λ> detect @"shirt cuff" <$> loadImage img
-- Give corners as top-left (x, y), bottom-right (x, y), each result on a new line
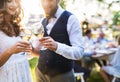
top-left (55, 42), bottom-right (65, 55)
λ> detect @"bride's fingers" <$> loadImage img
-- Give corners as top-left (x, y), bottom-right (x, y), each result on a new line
top-left (18, 47), bottom-right (31, 52)
top-left (17, 41), bottom-right (30, 48)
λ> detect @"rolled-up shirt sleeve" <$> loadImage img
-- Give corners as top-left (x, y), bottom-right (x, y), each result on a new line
top-left (55, 15), bottom-right (84, 60)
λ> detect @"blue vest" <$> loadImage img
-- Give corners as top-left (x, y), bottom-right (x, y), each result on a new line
top-left (37, 11), bottom-right (74, 77)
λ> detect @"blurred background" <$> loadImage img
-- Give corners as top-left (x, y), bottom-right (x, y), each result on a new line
top-left (20, 0), bottom-right (120, 82)
top-left (21, 0), bottom-right (120, 38)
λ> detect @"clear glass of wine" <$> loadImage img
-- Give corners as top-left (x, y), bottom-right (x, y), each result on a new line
top-left (33, 22), bottom-right (47, 50)
top-left (20, 28), bottom-right (32, 41)
top-left (19, 28), bottom-right (32, 55)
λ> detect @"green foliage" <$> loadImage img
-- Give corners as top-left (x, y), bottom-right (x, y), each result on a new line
top-left (29, 57), bottom-right (38, 82)
top-left (112, 11), bottom-right (120, 25)
top-left (29, 57), bottom-right (38, 69)
top-left (108, 1), bottom-right (120, 9)
top-left (86, 70), bottom-right (104, 82)
top-left (97, 0), bottom-right (104, 2)
top-left (59, 0), bottom-right (66, 9)
top-left (29, 57), bottom-right (106, 82)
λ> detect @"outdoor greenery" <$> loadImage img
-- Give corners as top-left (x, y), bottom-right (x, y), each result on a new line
top-left (113, 11), bottom-right (120, 25)
top-left (29, 58), bottom-right (104, 82)
top-left (59, 0), bottom-right (67, 9)
top-left (59, 0), bottom-right (120, 9)
top-left (60, 0), bottom-right (120, 26)
top-left (29, 57), bottom-right (38, 82)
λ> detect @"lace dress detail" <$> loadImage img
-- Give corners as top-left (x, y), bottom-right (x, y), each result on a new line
top-left (0, 31), bottom-right (32, 82)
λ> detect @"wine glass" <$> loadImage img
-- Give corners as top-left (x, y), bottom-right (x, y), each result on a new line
top-left (20, 28), bottom-right (32, 55)
top-left (20, 28), bottom-right (32, 41)
top-left (33, 22), bottom-right (46, 50)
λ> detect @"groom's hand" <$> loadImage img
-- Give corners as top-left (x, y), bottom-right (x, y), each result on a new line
top-left (39, 36), bottom-right (58, 51)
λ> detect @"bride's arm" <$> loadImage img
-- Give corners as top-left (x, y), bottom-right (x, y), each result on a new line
top-left (0, 41), bottom-right (31, 67)
top-left (0, 48), bottom-right (13, 67)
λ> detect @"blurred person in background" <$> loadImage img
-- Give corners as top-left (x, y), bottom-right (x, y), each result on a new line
top-left (83, 29), bottom-right (109, 68)
top-left (82, 29), bottom-right (96, 68)
top-left (101, 20), bottom-right (109, 30)
top-left (100, 35), bottom-right (120, 82)
top-left (96, 31), bottom-right (109, 45)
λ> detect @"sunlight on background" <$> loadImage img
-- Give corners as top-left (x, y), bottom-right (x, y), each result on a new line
top-left (21, 0), bottom-right (44, 26)
top-left (21, 0), bottom-right (43, 15)
top-left (20, 0), bottom-right (120, 28)
top-left (66, 0), bottom-right (120, 26)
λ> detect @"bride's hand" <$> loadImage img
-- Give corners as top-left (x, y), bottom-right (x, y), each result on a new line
top-left (8, 41), bottom-right (32, 54)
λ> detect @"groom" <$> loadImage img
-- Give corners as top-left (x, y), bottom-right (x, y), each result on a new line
top-left (32, 0), bottom-right (84, 82)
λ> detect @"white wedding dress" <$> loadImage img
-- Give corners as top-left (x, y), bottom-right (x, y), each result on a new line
top-left (0, 31), bottom-right (32, 82)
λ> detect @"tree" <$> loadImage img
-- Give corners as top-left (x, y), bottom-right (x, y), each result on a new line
top-left (113, 11), bottom-right (120, 25)
top-left (59, 0), bottom-right (67, 9)
top-left (97, 0), bottom-right (120, 9)
top-left (59, 0), bottom-right (75, 9)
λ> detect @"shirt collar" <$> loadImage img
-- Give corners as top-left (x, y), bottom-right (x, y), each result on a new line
top-left (55, 6), bottom-right (65, 19)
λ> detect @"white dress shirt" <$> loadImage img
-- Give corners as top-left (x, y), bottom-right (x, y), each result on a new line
top-left (45, 6), bottom-right (84, 60)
